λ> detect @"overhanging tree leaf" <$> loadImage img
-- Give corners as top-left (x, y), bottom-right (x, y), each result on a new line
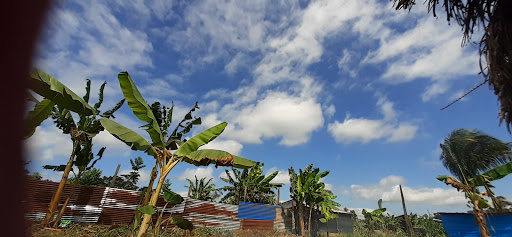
top-left (174, 122), bottom-right (227, 157)
top-left (99, 117), bottom-right (157, 157)
top-left (28, 68), bottom-right (96, 116)
top-left (24, 99), bottom-right (55, 138)
top-left (118, 72), bottom-right (164, 147)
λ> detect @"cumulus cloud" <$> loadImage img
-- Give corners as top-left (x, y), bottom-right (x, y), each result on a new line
top-left (119, 169), bottom-right (152, 187)
top-left (36, 1), bottom-right (153, 96)
top-left (200, 139), bottom-right (243, 156)
top-left (24, 125), bottom-right (72, 161)
top-left (202, 92), bottom-right (323, 146)
top-left (350, 175), bottom-right (466, 206)
top-left (265, 167), bottom-right (290, 185)
top-left (176, 167), bottom-right (215, 182)
top-left (328, 96), bottom-right (418, 144)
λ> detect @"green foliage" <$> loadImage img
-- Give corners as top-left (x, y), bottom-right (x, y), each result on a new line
top-left (138, 205), bottom-right (156, 215)
top-left (186, 176), bottom-right (220, 201)
top-left (41, 75), bottom-right (124, 178)
top-left (220, 162), bottom-right (280, 205)
top-left (27, 172), bottom-right (43, 180)
top-left (118, 72), bottom-right (164, 147)
top-left (439, 128), bottom-right (512, 181)
top-left (24, 99), bottom-right (55, 138)
top-left (70, 157), bottom-right (146, 190)
top-left (27, 68), bottom-right (96, 116)
top-left (169, 217), bottom-right (193, 231)
top-left (163, 186), bottom-right (184, 204)
top-left (289, 164), bottom-right (340, 232)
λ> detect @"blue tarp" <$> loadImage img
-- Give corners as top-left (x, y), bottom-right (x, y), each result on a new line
top-left (439, 212), bottom-right (512, 237)
top-left (238, 202), bottom-right (279, 220)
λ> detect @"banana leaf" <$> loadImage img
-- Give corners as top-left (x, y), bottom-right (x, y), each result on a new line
top-left (163, 187), bottom-right (184, 204)
top-left (24, 99), bottom-right (55, 139)
top-left (138, 205), bottom-right (156, 215)
top-left (174, 122), bottom-right (227, 156)
top-left (28, 68), bottom-right (96, 116)
top-left (169, 217), bottom-right (193, 230)
top-left (99, 118), bottom-right (157, 157)
top-left (182, 149), bottom-right (256, 169)
top-left (470, 162), bottom-right (512, 186)
top-left (117, 72), bottom-right (164, 147)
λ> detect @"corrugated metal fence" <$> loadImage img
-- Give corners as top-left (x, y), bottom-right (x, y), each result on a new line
top-left (25, 180), bottom-right (352, 233)
top-left (25, 180), bottom-right (242, 229)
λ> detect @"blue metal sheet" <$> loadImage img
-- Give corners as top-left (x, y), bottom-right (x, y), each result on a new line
top-left (238, 202), bottom-right (278, 220)
top-left (439, 212), bottom-right (512, 237)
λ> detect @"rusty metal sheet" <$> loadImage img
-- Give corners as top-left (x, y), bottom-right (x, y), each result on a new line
top-left (241, 219), bottom-right (274, 230)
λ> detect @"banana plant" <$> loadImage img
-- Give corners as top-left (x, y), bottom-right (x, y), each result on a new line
top-left (437, 162), bottom-right (512, 237)
top-left (362, 199), bottom-right (386, 236)
top-left (99, 72), bottom-right (256, 237)
top-left (186, 176), bottom-right (219, 201)
top-left (25, 68), bottom-right (125, 227)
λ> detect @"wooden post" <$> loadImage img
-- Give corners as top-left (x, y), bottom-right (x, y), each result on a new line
top-left (400, 184), bottom-right (414, 237)
top-left (109, 164), bottom-right (121, 188)
top-left (277, 187), bottom-right (281, 204)
top-left (187, 185), bottom-right (192, 198)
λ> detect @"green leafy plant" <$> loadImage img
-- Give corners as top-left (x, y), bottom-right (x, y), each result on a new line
top-left (361, 199), bottom-right (386, 236)
top-left (99, 72), bottom-right (256, 237)
top-left (220, 162), bottom-right (281, 205)
top-left (25, 68), bottom-right (125, 228)
top-left (289, 164), bottom-right (339, 236)
top-left (186, 175), bottom-right (219, 201)
top-left (438, 128), bottom-right (512, 236)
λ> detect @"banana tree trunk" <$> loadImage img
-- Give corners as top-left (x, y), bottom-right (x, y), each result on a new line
top-left (52, 183), bottom-right (77, 228)
top-left (141, 162), bottom-right (158, 207)
top-left (472, 200), bottom-right (491, 237)
top-left (42, 140), bottom-right (78, 227)
top-left (308, 205), bottom-right (313, 237)
top-left (137, 160), bottom-right (179, 237)
top-left (298, 203), bottom-right (305, 236)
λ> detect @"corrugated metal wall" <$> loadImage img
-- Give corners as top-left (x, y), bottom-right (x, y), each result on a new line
top-left (25, 180), bottom-right (241, 230)
top-left (439, 212), bottom-right (512, 236)
top-left (25, 180), bottom-right (353, 233)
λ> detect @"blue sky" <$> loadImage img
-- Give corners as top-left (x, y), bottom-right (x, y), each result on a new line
top-left (25, 0), bottom-right (512, 217)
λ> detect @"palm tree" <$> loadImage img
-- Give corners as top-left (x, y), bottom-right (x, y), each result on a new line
top-left (438, 128), bottom-right (512, 237)
top-left (440, 129), bottom-right (512, 182)
top-left (185, 176), bottom-right (219, 201)
top-left (219, 163), bottom-right (280, 205)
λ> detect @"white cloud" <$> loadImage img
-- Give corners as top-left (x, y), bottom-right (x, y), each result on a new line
top-left (324, 104), bottom-right (336, 118)
top-left (24, 125), bottom-right (72, 161)
top-left (338, 49), bottom-right (357, 77)
top-left (200, 139), bottom-right (243, 156)
top-left (94, 130), bottom-right (132, 151)
top-left (265, 167), bottom-right (290, 185)
top-left (350, 175), bottom-right (466, 206)
top-left (36, 1), bottom-right (153, 96)
top-left (176, 167), bottom-right (215, 182)
top-left (215, 92), bottom-right (324, 146)
top-left (119, 169), bottom-right (152, 187)
top-left (362, 12), bottom-right (478, 100)
top-left (328, 96), bottom-right (418, 144)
